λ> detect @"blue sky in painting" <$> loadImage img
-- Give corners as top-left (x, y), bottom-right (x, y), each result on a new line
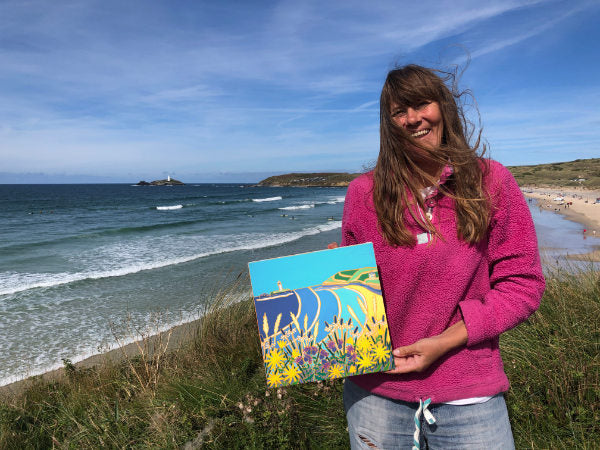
top-left (1, 1), bottom-right (599, 183)
top-left (248, 243), bottom-right (376, 297)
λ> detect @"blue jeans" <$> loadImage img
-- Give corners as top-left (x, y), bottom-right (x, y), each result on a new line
top-left (344, 380), bottom-right (515, 449)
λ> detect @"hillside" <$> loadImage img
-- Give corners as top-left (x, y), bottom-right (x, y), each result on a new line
top-left (257, 172), bottom-right (361, 187)
top-left (257, 159), bottom-right (600, 189)
top-left (508, 158), bottom-right (600, 188)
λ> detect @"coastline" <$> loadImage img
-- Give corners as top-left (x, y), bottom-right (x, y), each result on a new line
top-left (0, 318), bottom-right (202, 400)
top-left (4, 186), bottom-right (600, 400)
top-left (522, 186), bottom-right (600, 262)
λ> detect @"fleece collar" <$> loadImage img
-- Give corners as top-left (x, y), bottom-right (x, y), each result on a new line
top-left (421, 164), bottom-right (454, 201)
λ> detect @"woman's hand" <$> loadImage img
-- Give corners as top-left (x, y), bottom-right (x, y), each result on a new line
top-left (386, 321), bottom-right (468, 374)
top-left (327, 242), bottom-right (339, 249)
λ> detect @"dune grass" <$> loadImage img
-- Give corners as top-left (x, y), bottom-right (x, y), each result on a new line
top-left (0, 267), bottom-right (598, 448)
top-left (501, 265), bottom-right (600, 448)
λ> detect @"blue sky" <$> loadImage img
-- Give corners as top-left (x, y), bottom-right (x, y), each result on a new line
top-left (249, 243), bottom-right (376, 297)
top-left (1, 0), bottom-right (598, 183)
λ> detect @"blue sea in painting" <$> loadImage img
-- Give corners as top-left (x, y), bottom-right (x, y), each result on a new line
top-left (0, 184), bottom-right (598, 386)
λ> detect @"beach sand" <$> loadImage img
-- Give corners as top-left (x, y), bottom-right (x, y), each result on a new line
top-left (522, 186), bottom-right (600, 261)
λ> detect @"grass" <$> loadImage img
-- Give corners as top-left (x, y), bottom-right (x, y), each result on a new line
top-left (501, 265), bottom-right (600, 448)
top-left (507, 158), bottom-right (600, 189)
top-left (255, 158), bottom-right (600, 189)
top-left (1, 267), bottom-right (599, 448)
top-left (256, 172), bottom-right (360, 187)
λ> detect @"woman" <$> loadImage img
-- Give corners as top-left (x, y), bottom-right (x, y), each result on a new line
top-left (338, 65), bottom-right (545, 449)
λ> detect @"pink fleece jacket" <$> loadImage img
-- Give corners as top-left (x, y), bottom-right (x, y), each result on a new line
top-left (342, 159), bottom-right (545, 403)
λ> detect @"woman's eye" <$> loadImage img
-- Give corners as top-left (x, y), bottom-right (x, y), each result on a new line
top-left (391, 109), bottom-right (405, 117)
top-left (416, 101), bottom-right (430, 109)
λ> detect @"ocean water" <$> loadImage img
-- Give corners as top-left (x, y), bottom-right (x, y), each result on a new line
top-left (527, 197), bottom-right (600, 266)
top-left (0, 185), bottom-right (598, 386)
top-left (0, 183), bottom-right (346, 386)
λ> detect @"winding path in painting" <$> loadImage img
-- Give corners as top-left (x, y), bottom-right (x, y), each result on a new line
top-left (254, 267), bottom-right (383, 345)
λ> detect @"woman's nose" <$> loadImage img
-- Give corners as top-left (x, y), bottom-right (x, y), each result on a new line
top-left (404, 107), bottom-right (420, 126)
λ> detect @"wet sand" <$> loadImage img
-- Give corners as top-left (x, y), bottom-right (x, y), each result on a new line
top-left (522, 186), bottom-right (600, 261)
top-left (522, 186), bottom-right (600, 231)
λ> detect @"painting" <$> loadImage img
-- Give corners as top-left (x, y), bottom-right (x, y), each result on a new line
top-left (248, 242), bottom-right (394, 387)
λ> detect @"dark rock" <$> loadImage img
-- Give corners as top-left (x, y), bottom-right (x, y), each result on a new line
top-left (135, 178), bottom-right (185, 186)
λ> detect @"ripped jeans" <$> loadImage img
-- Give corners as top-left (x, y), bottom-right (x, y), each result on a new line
top-left (343, 379), bottom-right (515, 449)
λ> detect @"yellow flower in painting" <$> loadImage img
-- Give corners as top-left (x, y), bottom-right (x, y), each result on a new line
top-left (278, 340), bottom-right (287, 348)
top-left (291, 348), bottom-right (301, 359)
top-left (328, 364), bottom-right (344, 379)
top-left (267, 371), bottom-right (282, 387)
top-left (348, 365), bottom-right (357, 374)
top-left (265, 348), bottom-right (285, 371)
top-left (283, 365), bottom-right (302, 384)
top-left (357, 352), bottom-right (374, 371)
top-left (376, 324), bottom-right (388, 340)
top-left (373, 342), bottom-right (389, 363)
top-left (356, 335), bottom-right (373, 353)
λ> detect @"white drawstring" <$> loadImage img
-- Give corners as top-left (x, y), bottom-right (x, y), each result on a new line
top-left (413, 398), bottom-right (436, 450)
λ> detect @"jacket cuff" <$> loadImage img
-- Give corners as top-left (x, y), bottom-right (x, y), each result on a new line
top-left (458, 298), bottom-right (488, 346)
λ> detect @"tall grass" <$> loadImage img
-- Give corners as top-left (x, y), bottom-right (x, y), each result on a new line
top-left (502, 265), bottom-right (600, 448)
top-left (0, 267), bottom-right (598, 448)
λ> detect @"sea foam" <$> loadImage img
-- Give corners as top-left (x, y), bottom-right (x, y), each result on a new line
top-left (252, 196), bottom-right (282, 202)
top-left (278, 204), bottom-right (315, 210)
top-left (0, 221), bottom-right (342, 297)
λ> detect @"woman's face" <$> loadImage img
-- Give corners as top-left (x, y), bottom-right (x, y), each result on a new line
top-left (390, 100), bottom-right (444, 150)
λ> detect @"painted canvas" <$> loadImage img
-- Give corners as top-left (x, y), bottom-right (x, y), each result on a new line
top-left (248, 242), bottom-right (394, 387)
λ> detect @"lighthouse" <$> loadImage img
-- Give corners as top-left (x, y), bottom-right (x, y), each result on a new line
top-left (167, 175), bottom-right (171, 182)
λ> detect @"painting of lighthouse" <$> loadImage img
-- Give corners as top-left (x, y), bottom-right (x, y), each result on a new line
top-left (248, 242), bottom-right (394, 387)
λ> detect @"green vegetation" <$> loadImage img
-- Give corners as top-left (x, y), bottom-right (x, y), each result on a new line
top-left (1, 268), bottom-right (599, 448)
top-left (257, 172), bottom-right (360, 187)
top-left (259, 158), bottom-right (600, 188)
top-left (323, 267), bottom-right (380, 287)
top-left (508, 158), bottom-right (600, 188)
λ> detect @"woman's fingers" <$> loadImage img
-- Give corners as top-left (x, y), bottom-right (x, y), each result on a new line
top-left (327, 242), bottom-right (339, 249)
top-left (385, 338), bottom-right (445, 374)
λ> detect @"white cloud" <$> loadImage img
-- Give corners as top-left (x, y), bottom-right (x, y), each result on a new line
top-left (0, 0), bottom-right (599, 177)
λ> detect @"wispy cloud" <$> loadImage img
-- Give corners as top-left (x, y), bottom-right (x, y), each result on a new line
top-left (0, 0), bottom-right (599, 180)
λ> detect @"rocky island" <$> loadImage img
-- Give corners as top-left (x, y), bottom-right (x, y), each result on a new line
top-left (257, 172), bottom-right (360, 187)
top-left (136, 176), bottom-right (185, 186)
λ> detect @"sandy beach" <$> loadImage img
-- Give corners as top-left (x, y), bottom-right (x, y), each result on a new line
top-left (522, 186), bottom-right (600, 261)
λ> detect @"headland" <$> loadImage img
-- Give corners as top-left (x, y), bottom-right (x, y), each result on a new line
top-left (257, 172), bottom-right (360, 187)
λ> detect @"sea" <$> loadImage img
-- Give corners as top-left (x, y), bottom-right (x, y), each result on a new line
top-left (0, 183), bottom-right (598, 387)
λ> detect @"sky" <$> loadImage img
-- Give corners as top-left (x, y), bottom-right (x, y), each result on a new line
top-left (0, 0), bottom-right (599, 183)
top-left (249, 242), bottom-right (375, 297)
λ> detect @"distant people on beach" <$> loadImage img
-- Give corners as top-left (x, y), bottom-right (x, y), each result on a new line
top-left (330, 64), bottom-right (544, 448)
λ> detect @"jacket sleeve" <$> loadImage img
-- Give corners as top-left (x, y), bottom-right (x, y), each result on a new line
top-left (341, 180), bottom-right (360, 247)
top-left (459, 162), bottom-right (545, 346)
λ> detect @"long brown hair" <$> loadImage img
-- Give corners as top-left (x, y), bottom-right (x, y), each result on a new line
top-left (374, 64), bottom-right (489, 247)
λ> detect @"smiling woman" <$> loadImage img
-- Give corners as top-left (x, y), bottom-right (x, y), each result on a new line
top-left (340, 65), bottom-right (545, 449)
top-left (390, 100), bottom-right (443, 151)
top-left (376, 65), bottom-right (489, 247)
